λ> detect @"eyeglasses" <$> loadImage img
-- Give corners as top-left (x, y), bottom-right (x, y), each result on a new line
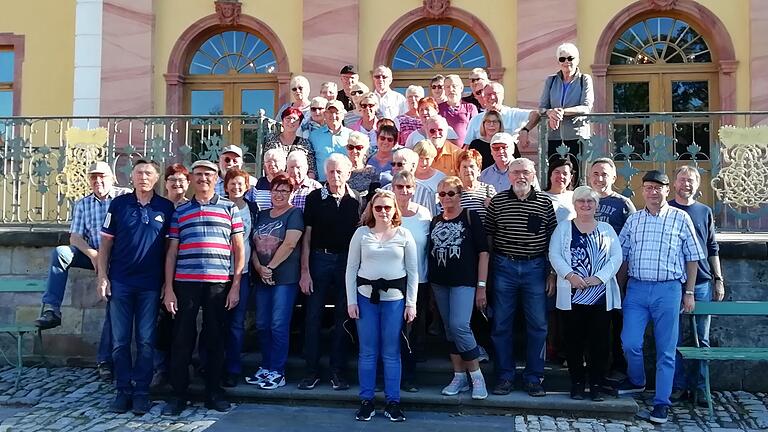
top-left (431, 85), bottom-right (443, 90)
top-left (394, 184), bottom-right (414, 190)
top-left (483, 119), bottom-right (500, 125)
top-left (271, 188), bottom-right (292, 195)
top-left (373, 74), bottom-right (388, 79)
top-left (429, 128), bottom-right (444, 135)
top-left (558, 56), bottom-right (576, 63)
top-left (390, 161), bottom-right (406, 167)
top-left (347, 144), bottom-right (365, 151)
top-left (166, 176), bottom-right (187, 183)
top-left (351, 90), bottom-right (364, 95)
top-left (511, 169), bottom-right (533, 176)
top-left (291, 86), bottom-right (304, 91)
top-left (284, 116), bottom-right (300, 123)
top-left (378, 135), bottom-right (395, 143)
top-left (642, 185), bottom-right (666, 193)
top-left (223, 157), bottom-right (240, 164)
top-left (310, 107), bottom-right (325, 112)
top-left (470, 78), bottom-right (484, 83)
top-left (437, 191), bottom-right (459, 197)
top-left (491, 145), bottom-right (509, 151)
top-left (374, 205), bottom-right (392, 212)
top-left (360, 103), bottom-right (376, 108)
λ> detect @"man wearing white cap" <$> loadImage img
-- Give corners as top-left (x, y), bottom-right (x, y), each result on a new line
top-left (215, 145), bottom-right (258, 201)
top-left (35, 161), bottom-right (130, 381)
top-left (309, 100), bottom-right (352, 182)
top-left (479, 132), bottom-right (541, 193)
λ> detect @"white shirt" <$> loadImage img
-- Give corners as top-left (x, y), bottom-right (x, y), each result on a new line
top-left (464, 105), bottom-right (532, 145)
top-left (405, 126), bottom-right (459, 148)
top-left (376, 90), bottom-right (408, 120)
top-left (401, 205), bottom-right (432, 283)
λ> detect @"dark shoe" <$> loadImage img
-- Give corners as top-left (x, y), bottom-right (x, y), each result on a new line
top-left (109, 392), bottom-right (132, 413)
top-left (355, 399), bottom-right (375, 421)
top-left (615, 379), bottom-right (645, 395)
top-left (526, 382), bottom-right (546, 397)
top-left (590, 385), bottom-right (605, 402)
top-left (150, 371), bottom-right (168, 391)
top-left (132, 394), bottom-right (151, 415)
top-left (161, 397), bottom-right (186, 416)
top-left (204, 395), bottom-right (230, 412)
top-left (297, 375), bottom-right (320, 390)
top-left (384, 401), bottom-right (406, 422)
top-left (34, 310), bottom-right (61, 330)
top-left (694, 388), bottom-right (710, 408)
top-left (97, 362), bottom-right (113, 383)
top-left (649, 404), bottom-right (669, 424)
top-left (222, 373), bottom-right (238, 388)
top-left (670, 388), bottom-right (689, 402)
top-left (401, 380), bottom-right (419, 393)
top-left (492, 379), bottom-right (514, 395)
top-left (570, 383), bottom-right (585, 400)
top-left (330, 372), bottom-right (350, 391)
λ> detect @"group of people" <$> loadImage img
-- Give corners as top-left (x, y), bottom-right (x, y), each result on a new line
top-left (31, 42), bottom-right (725, 425)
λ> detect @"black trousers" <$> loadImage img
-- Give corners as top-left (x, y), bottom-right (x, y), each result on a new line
top-left (170, 281), bottom-right (230, 398)
top-left (560, 304), bottom-right (611, 387)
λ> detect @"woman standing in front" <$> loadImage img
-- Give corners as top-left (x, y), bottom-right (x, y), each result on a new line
top-left (429, 176), bottom-right (489, 400)
top-left (346, 190), bottom-right (418, 422)
top-left (548, 186), bottom-right (622, 401)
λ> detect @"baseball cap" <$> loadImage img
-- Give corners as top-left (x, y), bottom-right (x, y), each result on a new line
top-left (642, 170), bottom-right (670, 185)
top-left (490, 132), bottom-right (516, 146)
top-left (220, 145), bottom-right (243, 158)
top-left (326, 100), bottom-right (347, 113)
top-left (191, 160), bottom-right (218, 172)
top-left (88, 161), bottom-right (113, 176)
top-left (340, 64), bottom-right (358, 75)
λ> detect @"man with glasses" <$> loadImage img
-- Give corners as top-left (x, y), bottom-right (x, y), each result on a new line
top-left (439, 74), bottom-right (479, 146)
top-left (425, 115), bottom-right (463, 177)
top-left (309, 100), bottom-right (352, 182)
top-left (287, 150), bottom-right (322, 210)
top-left (479, 132), bottom-right (517, 193)
top-left (98, 159), bottom-right (174, 414)
top-left (485, 157), bottom-right (557, 397)
top-left (215, 145), bottom-right (257, 200)
top-left (616, 170), bottom-right (704, 425)
top-left (300, 96), bottom-right (328, 138)
top-left (162, 159), bottom-right (245, 415)
top-left (35, 161), bottom-right (130, 382)
top-left (430, 74), bottom-right (447, 104)
top-left (336, 65), bottom-right (358, 112)
top-left (404, 97), bottom-right (460, 148)
top-left (463, 82), bottom-right (531, 146)
top-left (372, 65), bottom-right (407, 119)
top-left (462, 68), bottom-right (488, 111)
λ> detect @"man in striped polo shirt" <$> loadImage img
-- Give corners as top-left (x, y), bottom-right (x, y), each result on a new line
top-left (485, 157), bottom-right (558, 397)
top-left (161, 159), bottom-right (245, 416)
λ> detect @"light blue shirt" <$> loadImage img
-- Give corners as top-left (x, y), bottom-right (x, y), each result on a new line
top-left (309, 125), bottom-right (352, 181)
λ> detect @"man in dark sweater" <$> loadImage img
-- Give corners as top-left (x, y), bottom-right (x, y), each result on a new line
top-left (668, 165), bottom-right (725, 405)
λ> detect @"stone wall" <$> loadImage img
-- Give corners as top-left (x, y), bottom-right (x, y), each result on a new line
top-left (0, 229), bottom-right (766, 390)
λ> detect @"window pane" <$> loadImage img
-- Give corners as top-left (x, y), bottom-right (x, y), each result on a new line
top-left (0, 51), bottom-right (13, 82)
top-left (392, 24), bottom-right (487, 70)
top-left (674, 121), bottom-right (710, 158)
top-left (613, 82), bottom-right (649, 112)
top-left (0, 91), bottom-right (12, 116)
top-left (189, 31), bottom-right (277, 75)
top-left (610, 17), bottom-right (711, 65)
top-left (191, 90), bottom-right (224, 116)
top-left (671, 81), bottom-right (708, 112)
top-left (241, 89), bottom-right (275, 118)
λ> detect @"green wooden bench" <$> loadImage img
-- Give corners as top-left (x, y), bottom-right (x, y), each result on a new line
top-left (677, 301), bottom-right (768, 418)
top-left (0, 279), bottom-right (49, 390)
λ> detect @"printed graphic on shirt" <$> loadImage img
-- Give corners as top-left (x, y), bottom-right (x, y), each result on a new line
top-left (254, 219), bottom-right (284, 264)
top-left (430, 220), bottom-right (465, 266)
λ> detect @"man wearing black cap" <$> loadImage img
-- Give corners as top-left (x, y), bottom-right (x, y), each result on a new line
top-left (336, 65), bottom-right (359, 112)
top-left (615, 170), bottom-right (705, 425)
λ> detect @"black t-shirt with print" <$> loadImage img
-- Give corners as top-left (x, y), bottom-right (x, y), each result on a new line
top-left (428, 208), bottom-right (488, 287)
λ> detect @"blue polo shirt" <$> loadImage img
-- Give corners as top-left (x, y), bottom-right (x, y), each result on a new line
top-left (309, 125), bottom-right (351, 181)
top-left (101, 192), bottom-right (175, 290)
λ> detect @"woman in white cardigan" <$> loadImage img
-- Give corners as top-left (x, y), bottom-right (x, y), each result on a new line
top-left (548, 185), bottom-right (622, 402)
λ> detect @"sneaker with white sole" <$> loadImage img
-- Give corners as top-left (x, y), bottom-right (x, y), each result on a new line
top-left (259, 371), bottom-right (286, 390)
top-left (471, 374), bottom-right (488, 400)
top-left (441, 374), bottom-right (470, 396)
top-left (244, 367), bottom-right (270, 385)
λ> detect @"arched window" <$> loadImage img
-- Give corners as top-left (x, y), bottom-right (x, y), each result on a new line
top-left (610, 17), bottom-right (711, 65)
top-left (189, 30), bottom-right (277, 75)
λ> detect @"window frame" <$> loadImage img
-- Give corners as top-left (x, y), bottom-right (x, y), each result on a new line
top-left (0, 33), bottom-right (25, 117)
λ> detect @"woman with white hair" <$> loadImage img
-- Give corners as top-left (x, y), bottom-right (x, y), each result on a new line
top-left (253, 148), bottom-right (288, 210)
top-left (548, 185), bottom-right (622, 402)
top-left (344, 82), bottom-right (370, 127)
top-left (277, 75), bottom-right (312, 120)
top-left (396, 85), bottom-right (425, 146)
top-left (346, 131), bottom-right (378, 197)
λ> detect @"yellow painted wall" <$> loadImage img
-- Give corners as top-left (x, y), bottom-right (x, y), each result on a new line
top-left (152, 0), bottom-right (304, 114)
top-left (0, 0), bottom-right (75, 116)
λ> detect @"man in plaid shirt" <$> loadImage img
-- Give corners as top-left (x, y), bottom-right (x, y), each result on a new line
top-left (287, 150), bottom-right (321, 210)
top-left (35, 161), bottom-right (130, 381)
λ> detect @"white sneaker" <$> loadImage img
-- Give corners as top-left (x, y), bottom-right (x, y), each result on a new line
top-left (471, 374), bottom-right (488, 400)
top-left (245, 367), bottom-right (270, 385)
top-left (441, 374), bottom-right (470, 396)
top-left (259, 371), bottom-right (286, 390)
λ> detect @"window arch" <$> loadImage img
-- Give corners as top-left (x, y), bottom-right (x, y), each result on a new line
top-left (392, 24), bottom-right (487, 70)
top-left (189, 30), bottom-right (277, 75)
top-left (610, 17), bottom-right (711, 65)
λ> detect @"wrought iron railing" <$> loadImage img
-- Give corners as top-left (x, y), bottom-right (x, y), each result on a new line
top-left (535, 111), bottom-right (768, 232)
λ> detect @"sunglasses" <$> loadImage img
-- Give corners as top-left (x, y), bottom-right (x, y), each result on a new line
top-left (310, 107), bottom-right (325, 112)
top-left (429, 128), bottom-right (444, 135)
top-left (437, 191), bottom-right (459, 197)
top-left (360, 103), bottom-right (376, 108)
top-left (374, 205), bottom-right (392, 212)
top-left (431, 85), bottom-right (443, 90)
top-left (351, 90), bottom-right (364, 95)
top-left (491, 145), bottom-right (509, 151)
top-left (474, 90), bottom-right (483, 96)
top-left (223, 156), bottom-right (239, 163)
top-left (558, 56), bottom-right (575, 63)
top-left (470, 78), bottom-right (483, 83)
top-left (347, 144), bottom-right (365, 151)
top-left (378, 135), bottom-right (395, 142)
top-left (394, 184), bottom-right (414, 190)
top-left (373, 74), bottom-right (388, 79)
top-left (291, 86), bottom-right (304, 91)
top-left (390, 161), bottom-right (406, 167)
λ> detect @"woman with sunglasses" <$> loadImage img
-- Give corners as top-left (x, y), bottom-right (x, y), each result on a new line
top-left (346, 189), bottom-right (418, 422)
top-left (344, 82), bottom-right (370, 128)
top-left (518, 43), bottom-right (594, 182)
top-left (412, 139), bottom-right (446, 193)
top-left (263, 107), bottom-right (317, 178)
top-left (346, 131), bottom-right (378, 198)
top-left (367, 124), bottom-right (399, 181)
top-left (276, 75), bottom-right (312, 120)
top-left (395, 85), bottom-right (424, 147)
top-left (456, 149), bottom-right (496, 223)
top-left (351, 92), bottom-right (381, 151)
top-left (428, 176), bottom-right (489, 400)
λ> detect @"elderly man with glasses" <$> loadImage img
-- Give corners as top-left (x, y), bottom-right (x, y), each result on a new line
top-left (462, 68), bottom-right (488, 111)
top-left (425, 115), bottom-right (463, 177)
top-left (372, 65), bottom-right (407, 119)
top-left (463, 82), bottom-right (531, 147)
top-left (215, 145), bottom-right (258, 200)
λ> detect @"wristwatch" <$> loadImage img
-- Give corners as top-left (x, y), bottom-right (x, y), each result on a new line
top-left (713, 276), bottom-right (723, 281)
top-left (521, 126), bottom-right (530, 133)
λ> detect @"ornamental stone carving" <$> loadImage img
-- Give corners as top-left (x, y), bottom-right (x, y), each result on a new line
top-left (215, 0), bottom-right (241, 26)
top-left (711, 126), bottom-right (768, 209)
top-left (423, 0), bottom-right (450, 19)
top-left (57, 127), bottom-right (109, 201)
top-left (646, 0), bottom-right (679, 11)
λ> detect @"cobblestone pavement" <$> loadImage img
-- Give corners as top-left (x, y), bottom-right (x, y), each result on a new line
top-left (1, 366), bottom-right (767, 431)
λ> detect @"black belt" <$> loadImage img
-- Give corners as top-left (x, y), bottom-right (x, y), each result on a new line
top-left (496, 251), bottom-right (546, 261)
top-left (313, 248), bottom-right (342, 254)
top-left (356, 276), bottom-right (407, 304)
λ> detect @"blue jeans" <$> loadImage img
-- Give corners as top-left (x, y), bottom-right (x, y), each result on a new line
top-left (356, 294), bottom-right (404, 402)
top-left (673, 281), bottom-right (711, 391)
top-left (225, 272), bottom-right (252, 375)
top-left (255, 281), bottom-right (299, 374)
top-left (42, 245), bottom-right (113, 364)
top-left (109, 282), bottom-right (159, 395)
top-left (303, 250), bottom-right (349, 375)
top-left (491, 255), bottom-right (548, 384)
top-left (432, 284), bottom-right (479, 360)
top-left (621, 278), bottom-right (681, 407)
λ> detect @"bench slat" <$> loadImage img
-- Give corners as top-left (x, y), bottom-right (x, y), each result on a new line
top-left (0, 279), bottom-right (46, 293)
top-left (677, 347), bottom-right (768, 361)
top-left (0, 324), bottom-right (38, 333)
top-left (684, 301), bottom-right (768, 316)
